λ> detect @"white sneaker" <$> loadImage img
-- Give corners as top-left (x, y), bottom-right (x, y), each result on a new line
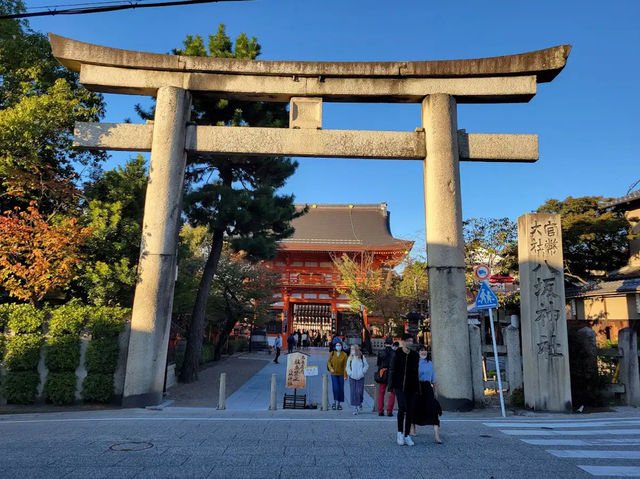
top-left (353, 408), bottom-right (358, 415)
top-left (396, 432), bottom-right (405, 446)
top-left (404, 436), bottom-right (415, 446)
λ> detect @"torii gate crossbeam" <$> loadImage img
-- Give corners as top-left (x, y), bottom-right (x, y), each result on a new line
top-left (48, 34), bottom-right (571, 410)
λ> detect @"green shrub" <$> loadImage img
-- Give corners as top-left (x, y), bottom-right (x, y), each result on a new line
top-left (87, 307), bottom-right (127, 339)
top-left (82, 373), bottom-right (114, 403)
top-left (0, 335), bottom-right (6, 359)
top-left (3, 371), bottom-right (40, 404)
top-left (0, 303), bottom-right (10, 332)
top-left (85, 338), bottom-right (119, 374)
top-left (45, 336), bottom-right (81, 372)
top-left (509, 387), bottom-right (525, 408)
top-left (48, 302), bottom-right (87, 337)
top-left (44, 372), bottom-right (77, 405)
top-left (200, 343), bottom-right (215, 364)
top-left (4, 334), bottom-right (43, 371)
top-left (7, 304), bottom-right (45, 334)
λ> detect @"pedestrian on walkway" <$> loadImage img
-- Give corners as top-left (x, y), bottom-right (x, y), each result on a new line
top-left (346, 345), bottom-right (369, 415)
top-left (413, 346), bottom-right (442, 443)
top-left (388, 333), bottom-right (419, 446)
top-left (327, 342), bottom-right (348, 410)
top-left (273, 333), bottom-right (282, 364)
top-left (375, 337), bottom-right (396, 416)
top-left (330, 333), bottom-right (341, 352)
top-left (302, 330), bottom-right (309, 349)
top-left (296, 330), bottom-right (302, 350)
top-left (287, 333), bottom-right (296, 354)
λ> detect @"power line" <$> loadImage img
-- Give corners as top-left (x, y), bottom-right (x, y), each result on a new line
top-left (0, 0), bottom-right (250, 19)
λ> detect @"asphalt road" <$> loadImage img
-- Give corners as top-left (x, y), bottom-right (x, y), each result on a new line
top-left (1, 408), bottom-right (639, 478)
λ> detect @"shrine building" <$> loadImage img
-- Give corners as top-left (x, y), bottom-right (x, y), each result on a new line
top-left (263, 203), bottom-right (413, 341)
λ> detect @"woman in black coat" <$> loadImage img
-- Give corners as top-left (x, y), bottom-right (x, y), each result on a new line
top-left (388, 333), bottom-right (420, 446)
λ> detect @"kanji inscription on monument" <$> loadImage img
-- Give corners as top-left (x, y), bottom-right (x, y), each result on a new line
top-left (518, 213), bottom-right (572, 411)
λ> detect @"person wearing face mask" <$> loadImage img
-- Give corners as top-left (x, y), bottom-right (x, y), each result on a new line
top-left (375, 337), bottom-right (396, 417)
top-left (413, 346), bottom-right (443, 444)
top-left (387, 333), bottom-right (419, 446)
top-left (327, 341), bottom-right (348, 410)
top-left (346, 345), bottom-right (369, 415)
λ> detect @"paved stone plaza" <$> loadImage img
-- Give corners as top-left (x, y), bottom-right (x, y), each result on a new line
top-left (1, 404), bottom-right (640, 478)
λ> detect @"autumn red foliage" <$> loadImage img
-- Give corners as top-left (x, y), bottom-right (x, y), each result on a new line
top-left (0, 202), bottom-right (90, 303)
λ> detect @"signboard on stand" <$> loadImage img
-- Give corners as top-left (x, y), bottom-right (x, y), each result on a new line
top-left (286, 352), bottom-right (307, 389)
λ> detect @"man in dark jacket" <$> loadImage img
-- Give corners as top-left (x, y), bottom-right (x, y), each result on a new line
top-left (388, 333), bottom-right (419, 446)
top-left (376, 337), bottom-right (396, 416)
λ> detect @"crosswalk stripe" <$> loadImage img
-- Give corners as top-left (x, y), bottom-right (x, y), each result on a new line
top-left (499, 428), bottom-right (640, 436)
top-left (547, 449), bottom-right (640, 459)
top-left (577, 466), bottom-right (640, 477)
top-left (522, 438), bottom-right (640, 446)
top-left (485, 420), bottom-right (640, 428)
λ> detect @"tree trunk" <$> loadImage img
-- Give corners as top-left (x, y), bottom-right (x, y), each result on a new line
top-left (180, 227), bottom-right (225, 383)
top-left (214, 291), bottom-right (236, 361)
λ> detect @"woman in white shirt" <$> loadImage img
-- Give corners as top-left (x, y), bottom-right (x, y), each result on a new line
top-left (346, 345), bottom-right (369, 415)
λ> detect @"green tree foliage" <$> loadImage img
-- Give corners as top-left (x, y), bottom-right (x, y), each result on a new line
top-left (463, 217), bottom-right (517, 289)
top-left (165, 26), bottom-right (301, 382)
top-left (332, 253), bottom-right (411, 338)
top-left (537, 196), bottom-right (633, 281)
top-left (76, 155), bottom-right (148, 306)
top-left (207, 248), bottom-right (279, 360)
top-left (0, 0), bottom-right (105, 212)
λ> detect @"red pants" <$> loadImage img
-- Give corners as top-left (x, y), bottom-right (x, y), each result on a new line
top-left (378, 383), bottom-right (396, 413)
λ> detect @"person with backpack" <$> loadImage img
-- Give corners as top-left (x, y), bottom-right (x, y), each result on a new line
top-left (327, 341), bottom-right (348, 410)
top-left (346, 345), bottom-right (369, 415)
top-left (375, 337), bottom-right (396, 416)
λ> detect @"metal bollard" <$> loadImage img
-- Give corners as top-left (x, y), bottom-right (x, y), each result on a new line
top-left (322, 374), bottom-right (329, 411)
top-left (270, 374), bottom-right (277, 410)
top-left (218, 372), bottom-right (226, 410)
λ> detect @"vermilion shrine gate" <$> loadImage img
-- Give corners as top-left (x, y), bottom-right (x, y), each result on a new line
top-left (48, 34), bottom-right (571, 410)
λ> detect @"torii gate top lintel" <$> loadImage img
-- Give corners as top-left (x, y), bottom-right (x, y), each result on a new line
top-left (48, 33), bottom-right (570, 103)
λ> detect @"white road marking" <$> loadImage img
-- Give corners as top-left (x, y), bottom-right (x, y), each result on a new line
top-left (522, 438), bottom-right (640, 446)
top-left (547, 449), bottom-right (640, 459)
top-left (500, 428), bottom-right (640, 436)
top-left (522, 439), bottom-right (587, 446)
top-left (578, 466), bottom-right (640, 477)
top-left (486, 420), bottom-right (640, 428)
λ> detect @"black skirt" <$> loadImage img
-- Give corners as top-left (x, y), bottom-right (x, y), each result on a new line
top-left (414, 381), bottom-right (441, 426)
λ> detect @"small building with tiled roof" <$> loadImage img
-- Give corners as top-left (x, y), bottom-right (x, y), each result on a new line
top-left (565, 192), bottom-right (640, 344)
top-left (263, 203), bottom-right (413, 340)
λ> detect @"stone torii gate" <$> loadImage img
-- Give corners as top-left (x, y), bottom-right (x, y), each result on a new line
top-left (48, 34), bottom-right (570, 409)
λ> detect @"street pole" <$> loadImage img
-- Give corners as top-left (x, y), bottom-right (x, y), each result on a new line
top-left (488, 308), bottom-right (506, 417)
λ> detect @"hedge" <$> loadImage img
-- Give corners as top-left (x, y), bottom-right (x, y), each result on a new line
top-left (48, 302), bottom-right (87, 337)
top-left (82, 373), bottom-right (114, 403)
top-left (6, 304), bottom-right (45, 334)
top-left (3, 371), bottom-right (40, 404)
top-left (87, 307), bottom-right (127, 339)
top-left (0, 303), bottom-right (129, 405)
top-left (45, 336), bottom-right (81, 373)
top-left (85, 338), bottom-right (120, 374)
top-left (4, 334), bottom-right (43, 371)
top-left (44, 372), bottom-right (77, 405)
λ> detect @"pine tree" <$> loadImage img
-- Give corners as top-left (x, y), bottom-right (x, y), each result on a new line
top-left (169, 26), bottom-right (302, 382)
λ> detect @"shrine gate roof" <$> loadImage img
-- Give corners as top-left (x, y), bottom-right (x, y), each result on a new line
top-left (279, 203), bottom-right (413, 253)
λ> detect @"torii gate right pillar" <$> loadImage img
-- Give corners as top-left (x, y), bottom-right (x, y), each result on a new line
top-left (423, 94), bottom-right (473, 411)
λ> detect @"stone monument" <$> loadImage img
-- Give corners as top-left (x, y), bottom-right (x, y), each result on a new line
top-left (518, 213), bottom-right (572, 411)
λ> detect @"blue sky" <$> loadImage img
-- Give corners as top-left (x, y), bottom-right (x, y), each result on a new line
top-left (29, 0), bottom-right (640, 249)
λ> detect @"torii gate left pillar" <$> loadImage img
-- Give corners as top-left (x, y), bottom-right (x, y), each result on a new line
top-left (123, 86), bottom-right (191, 407)
top-left (48, 34), bottom-right (571, 410)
